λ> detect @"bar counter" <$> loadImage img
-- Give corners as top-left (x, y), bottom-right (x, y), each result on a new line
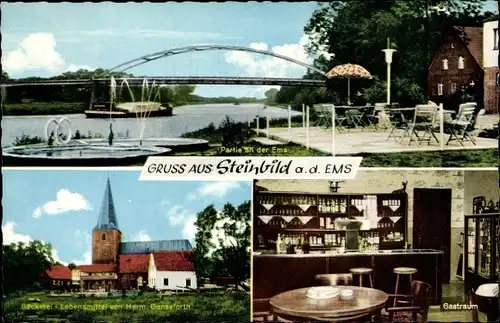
top-left (253, 249), bottom-right (443, 305)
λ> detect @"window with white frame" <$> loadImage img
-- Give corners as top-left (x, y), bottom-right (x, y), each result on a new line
top-left (450, 82), bottom-right (457, 94)
top-left (437, 82), bottom-right (444, 96)
top-left (442, 58), bottom-right (448, 70)
top-left (186, 278), bottom-right (191, 287)
top-left (458, 57), bottom-right (465, 69)
top-left (163, 278), bottom-right (169, 286)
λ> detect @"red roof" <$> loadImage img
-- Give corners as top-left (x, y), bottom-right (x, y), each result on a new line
top-left (453, 26), bottom-right (483, 66)
top-left (45, 265), bottom-right (72, 280)
top-left (118, 254), bottom-right (149, 273)
top-left (76, 264), bottom-right (117, 273)
top-left (152, 251), bottom-right (194, 271)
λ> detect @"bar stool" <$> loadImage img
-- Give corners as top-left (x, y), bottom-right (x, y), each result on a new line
top-left (393, 267), bottom-right (418, 306)
top-left (349, 267), bottom-right (374, 288)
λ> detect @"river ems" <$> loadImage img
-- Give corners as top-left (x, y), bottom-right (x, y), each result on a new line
top-left (2, 104), bottom-right (300, 146)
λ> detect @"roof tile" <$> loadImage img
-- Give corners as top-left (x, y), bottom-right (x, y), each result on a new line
top-left (45, 265), bottom-right (72, 280)
top-left (76, 264), bottom-right (117, 273)
top-left (153, 251), bottom-right (194, 271)
top-left (118, 254), bottom-right (149, 273)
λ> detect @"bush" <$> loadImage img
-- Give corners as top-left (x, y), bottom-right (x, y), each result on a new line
top-left (219, 116), bottom-right (250, 147)
top-left (13, 134), bottom-right (44, 146)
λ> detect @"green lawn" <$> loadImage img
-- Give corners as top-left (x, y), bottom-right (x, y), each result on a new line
top-left (4, 290), bottom-right (250, 323)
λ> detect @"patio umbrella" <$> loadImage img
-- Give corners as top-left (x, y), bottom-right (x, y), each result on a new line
top-left (326, 64), bottom-right (372, 105)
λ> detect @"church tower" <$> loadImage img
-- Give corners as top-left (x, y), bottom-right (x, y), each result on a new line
top-left (92, 178), bottom-right (121, 264)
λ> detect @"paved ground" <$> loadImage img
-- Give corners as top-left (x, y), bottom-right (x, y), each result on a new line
top-left (254, 126), bottom-right (497, 155)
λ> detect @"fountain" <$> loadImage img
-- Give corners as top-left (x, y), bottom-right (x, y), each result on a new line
top-left (82, 76), bottom-right (210, 153)
top-left (3, 76), bottom-right (208, 166)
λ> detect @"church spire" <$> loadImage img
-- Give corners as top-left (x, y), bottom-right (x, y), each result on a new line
top-left (94, 177), bottom-right (119, 231)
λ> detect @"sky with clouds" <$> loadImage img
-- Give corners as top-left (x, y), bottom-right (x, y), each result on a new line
top-left (2, 169), bottom-right (251, 265)
top-left (0, 2), bottom-right (325, 98)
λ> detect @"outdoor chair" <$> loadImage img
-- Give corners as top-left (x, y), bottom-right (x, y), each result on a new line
top-left (331, 105), bottom-right (350, 132)
top-left (386, 105), bottom-right (412, 142)
top-left (407, 104), bottom-right (439, 146)
top-left (362, 104), bottom-right (378, 130)
top-left (444, 102), bottom-right (479, 146)
top-left (313, 105), bottom-right (332, 129)
top-left (345, 106), bottom-right (366, 130)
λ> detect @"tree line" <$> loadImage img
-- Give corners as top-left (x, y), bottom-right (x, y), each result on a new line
top-left (0, 69), bottom-right (263, 115)
top-left (275, 0), bottom-right (495, 110)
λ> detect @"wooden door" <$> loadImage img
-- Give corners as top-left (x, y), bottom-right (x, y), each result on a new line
top-left (413, 188), bottom-right (452, 283)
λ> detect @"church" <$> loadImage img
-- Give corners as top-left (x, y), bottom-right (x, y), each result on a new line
top-left (45, 178), bottom-right (197, 291)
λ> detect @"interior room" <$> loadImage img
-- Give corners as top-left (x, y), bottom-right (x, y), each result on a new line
top-left (252, 169), bottom-right (499, 322)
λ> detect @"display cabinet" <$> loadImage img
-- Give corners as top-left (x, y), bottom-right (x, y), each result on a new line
top-left (253, 190), bottom-right (408, 253)
top-left (464, 213), bottom-right (499, 292)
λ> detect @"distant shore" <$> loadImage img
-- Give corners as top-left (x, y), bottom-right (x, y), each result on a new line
top-left (2, 101), bottom-right (268, 117)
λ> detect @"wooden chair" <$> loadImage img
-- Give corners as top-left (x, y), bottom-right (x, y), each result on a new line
top-left (314, 273), bottom-right (353, 286)
top-left (252, 298), bottom-right (276, 322)
top-left (373, 280), bottom-right (432, 323)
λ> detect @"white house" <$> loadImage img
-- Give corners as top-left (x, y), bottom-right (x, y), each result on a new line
top-left (482, 19), bottom-right (499, 113)
top-left (148, 251), bottom-right (197, 290)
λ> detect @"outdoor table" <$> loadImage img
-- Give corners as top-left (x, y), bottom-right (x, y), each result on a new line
top-left (334, 105), bottom-right (374, 129)
top-left (270, 286), bottom-right (389, 322)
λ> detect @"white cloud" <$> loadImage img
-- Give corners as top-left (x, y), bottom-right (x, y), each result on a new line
top-left (2, 32), bottom-right (95, 75)
top-left (2, 222), bottom-right (32, 245)
top-left (188, 181), bottom-right (241, 200)
top-left (182, 216), bottom-right (198, 241)
top-left (33, 189), bottom-right (92, 219)
top-left (2, 221), bottom-right (66, 265)
top-left (165, 204), bottom-right (193, 226)
top-left (71, 251), bottom-right (92, 266)
top-left (224, 34), bottom-right (334, 96)
top-left (134, 230), bottom-right (152, 242)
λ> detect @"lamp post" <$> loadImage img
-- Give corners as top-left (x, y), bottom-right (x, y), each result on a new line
top-left (382, 38), bottom-right (396, 105)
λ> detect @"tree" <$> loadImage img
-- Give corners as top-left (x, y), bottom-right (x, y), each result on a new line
top-left (191, 201), bottom-right (251, 285)
top-left (68, 263), bottom-right (77, 270)
top-left (3, 240), bottom-right (55, 294)
top-left (264, 88), bottom-right (279, 105)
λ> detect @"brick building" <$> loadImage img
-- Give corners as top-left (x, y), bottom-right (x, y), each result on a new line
top-left (482, 18), bottom-right (500, 113)
top-left (428, 26), bottom-right (484, 112)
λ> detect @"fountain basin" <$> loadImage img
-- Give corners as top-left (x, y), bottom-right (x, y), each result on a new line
top-left (3, 144), bottom-right (172, 167)
top-left (81, 138), bottom-right (210, 153)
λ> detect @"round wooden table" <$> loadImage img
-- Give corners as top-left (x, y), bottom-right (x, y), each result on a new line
top-left (270, 286), bottom-right (388, 322)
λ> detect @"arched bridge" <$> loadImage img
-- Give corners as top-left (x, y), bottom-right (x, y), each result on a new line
top-left (1, 44), bottom-right (330, 88)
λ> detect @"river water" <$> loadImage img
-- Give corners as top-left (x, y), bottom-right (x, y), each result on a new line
top-left (2, 103), bottom-right (300, 146)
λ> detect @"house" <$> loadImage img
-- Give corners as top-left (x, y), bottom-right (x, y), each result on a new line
top-left (428, 26), bottom-right (484, 112)
top-left (76, 264), bottom-right (118, 291)
top-left (482, 19), bottom-right (499, 113)
top-left (43, 265), bottom-right (72, 290)
top-left (148, 251), bottom-right (197, 291)
top-left (44, 178), bottom-right (195, 291)
top-left (118, 254), bottom-right (149, 290)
